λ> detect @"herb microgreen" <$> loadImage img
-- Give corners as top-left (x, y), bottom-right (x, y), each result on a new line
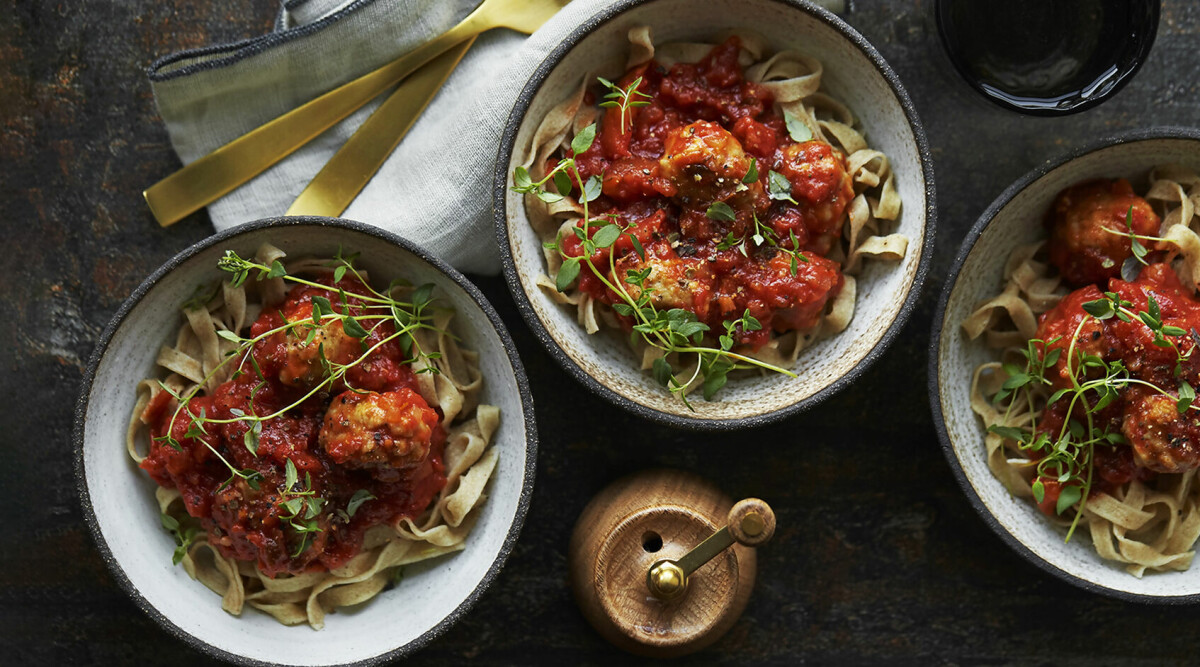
top-left (597, 76), bottom-right (652, 133)
top-left (783, 108), bottom-right (812, 143)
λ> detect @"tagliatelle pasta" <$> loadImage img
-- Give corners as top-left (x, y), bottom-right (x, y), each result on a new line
top-left (517, 26), bottom-right (906, 396)
top-left (127, 243), bottom-right (498, 628)
top-left (965, 166), bottom-right (1200, 576)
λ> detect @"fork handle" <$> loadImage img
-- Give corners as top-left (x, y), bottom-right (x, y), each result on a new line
top-left (285, 36), bottom-right (477, 218)
top-left (143, 13), bottom-right (484, 227)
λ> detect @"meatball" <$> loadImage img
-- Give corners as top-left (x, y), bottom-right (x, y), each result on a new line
top-left (1122, 389), bottom-right (1200, 473)
top-left (318, 389), bottom-right (439, 470)
top-left (1032, 285), bottom-right (1110, 388)
top-left (775, 141), bottom-right (854, 237)
top-left (273, 293), bottom-right (363, 389)
top-left (615, 240), bottom-right (714, 320)
top-left (1046, 178), bottom-right (1160, 286)
top-left (659, 121), bottom-right (753, 207)
top-left (741, 252), bottom-right (843, 333)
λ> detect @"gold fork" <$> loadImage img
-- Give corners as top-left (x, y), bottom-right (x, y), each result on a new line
top-left (285, 36), bottom-right (478, 217)
top-left (144, 0), bottom-right (566, 227)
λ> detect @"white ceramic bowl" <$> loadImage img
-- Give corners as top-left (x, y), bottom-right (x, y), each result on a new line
top-left (931, 128), bottom-right (1200, 601)
top-left (495, 0), bottom-right (935, 429)
top-left (74, 218), bottom-right (538, 664)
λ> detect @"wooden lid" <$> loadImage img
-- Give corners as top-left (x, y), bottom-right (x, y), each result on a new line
top-left (568, 470), bottom-right (756, 657)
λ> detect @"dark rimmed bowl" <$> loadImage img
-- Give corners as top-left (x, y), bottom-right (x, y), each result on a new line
top-left (494, 0), bottom-right (935, 430)
top-left (930, 128), bottom-right (1200, 601)
top-left (74, 217), bottom-right (538, 665)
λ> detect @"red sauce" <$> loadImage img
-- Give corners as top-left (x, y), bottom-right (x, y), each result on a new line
top-left (559, 37), bottom-right (853, 348)
top-left (141, 275), bottom-right (447, 578)
top-left (1029, 246), bottom-right (1200, 514)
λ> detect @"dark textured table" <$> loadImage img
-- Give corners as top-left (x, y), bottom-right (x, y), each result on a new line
top-left (6, 1), bottom-right (1200, 664)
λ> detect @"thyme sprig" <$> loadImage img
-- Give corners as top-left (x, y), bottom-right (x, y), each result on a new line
top-left (597, 75), bottom-right (652, 134)
top-left (278, 459), bottom-right (326, 557)
top-left (514, 91), bottom-right (797, 406)
top-left (713, 208), bottom-right (809, 276)
top-left (987, 289), bottom-right (1198, 540)
top-left (154, 250), bottom-right (446, 556)
top-left (160, 512), bottom-right (202, 565)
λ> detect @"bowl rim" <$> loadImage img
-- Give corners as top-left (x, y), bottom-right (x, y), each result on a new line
top-left (933, 0), bottom-right (1160, 117)
top-left (493, 0), bottom-right (937, 431)
top-left (927, 126), bottom-right (1200, 603)
top-left (72, 216), bottom-right (540, 665)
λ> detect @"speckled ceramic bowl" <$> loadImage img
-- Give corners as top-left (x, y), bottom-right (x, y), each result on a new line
top-left (495, 0), bottom-right (934, 429)
top-left (74, 218), bottom-right (537, 665)
top-left (931, 128), bottom-right (1200, 601)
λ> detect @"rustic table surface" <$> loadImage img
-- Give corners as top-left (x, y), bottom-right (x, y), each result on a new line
top-left (6, 1), bottom-right (1200, 664)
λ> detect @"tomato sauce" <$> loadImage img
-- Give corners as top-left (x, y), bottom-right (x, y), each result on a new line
top-left (1029, 247), bottom-right (1200, 513)
top-left (141, 275), bottom-right (447, 578)
top-left (559, 37), bottom-right (853, 348)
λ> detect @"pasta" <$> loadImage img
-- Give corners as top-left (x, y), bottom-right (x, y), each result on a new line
top-left (965, 166), bottom-right (1200, 576)
top-left (517, 26), bottom-right (906, 395)
top-left (127, 244), bottom-right (498, 627)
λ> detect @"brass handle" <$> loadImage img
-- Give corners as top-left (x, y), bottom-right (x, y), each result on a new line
top-left (284, 36), bottom-right (477, 217)
top-left (646, 498), bottom-right (776, 600)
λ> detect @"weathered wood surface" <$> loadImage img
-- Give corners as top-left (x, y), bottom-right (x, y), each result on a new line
top-left (4, 1), bottom-right (1200, 664)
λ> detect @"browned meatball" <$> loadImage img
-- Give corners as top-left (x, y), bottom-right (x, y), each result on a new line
top-left (775, 140), bottom-right (854, 237)
top-left (318, 389), bottom-right (439, 470)
top-left (1046, 178), bottom-right (1160, 287)
top-left (1122, 389), bottom-right (1200, 473)
top-left (273, 293), bottom-right (363, 389)
top-left (659, 121), bottom-right (754, 207)
top-left (614, 239), bottom-right (714, 321)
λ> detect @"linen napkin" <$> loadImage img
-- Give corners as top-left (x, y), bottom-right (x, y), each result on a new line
top-left (149, 0), bottom-right (843, 275)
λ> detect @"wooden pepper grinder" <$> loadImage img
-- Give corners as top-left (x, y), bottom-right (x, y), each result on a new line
top-left (568, 469), bottom-right (776, 657)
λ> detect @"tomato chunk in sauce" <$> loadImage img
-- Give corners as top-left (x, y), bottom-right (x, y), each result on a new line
top-left (140, 275), bottom-right (447, 578)
top-left (563, 37), bottom-right (852, 348)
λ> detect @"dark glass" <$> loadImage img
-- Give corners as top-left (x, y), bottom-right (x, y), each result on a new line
top-left (936, 0), bottom-right (1160, 115)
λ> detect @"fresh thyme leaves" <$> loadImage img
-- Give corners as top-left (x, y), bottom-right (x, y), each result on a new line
top-left (713, 213), bottom-right (809, 273)
top-left (767, 170), bottom-right (799, 205)
top-left (345, 489), bottom-right (376, 518)
top-left (161, 512), bottom-right (202, 566)
top-left (743, 158), bottom-right (759, 185)
top-left (155, 250), bottom-right (448, 561)
top-left (572, 123), bottom-right (597, 156)
top-left (513, 103), bottom-right (798, 406)
top-left (990, 287), bottom-right (1200, 540)
top-left (597, 76), bottom-right (652, 133)
top-left (705, 201), bottom-right (736, 222)
top-left (783, 108), bottom-right (812, 143)
top-left (1127, 206), bottom-right (1150, 267)
top-left (279, 459), bottom-right (326, 557)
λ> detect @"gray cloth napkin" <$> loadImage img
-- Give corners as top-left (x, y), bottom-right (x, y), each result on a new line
top-left (150, 0), bottom-right (842, 275)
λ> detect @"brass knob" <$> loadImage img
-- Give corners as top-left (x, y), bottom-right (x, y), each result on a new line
top-left (645, 498), bottom-right (775, 600)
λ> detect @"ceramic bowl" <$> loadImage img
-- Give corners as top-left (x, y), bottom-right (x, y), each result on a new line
top-left (931, 128), bottom-right (1200, 601)
top-left (74, 217), bottom-right (538, 664)
top-left (495, 0), bottom-right (935, 430)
